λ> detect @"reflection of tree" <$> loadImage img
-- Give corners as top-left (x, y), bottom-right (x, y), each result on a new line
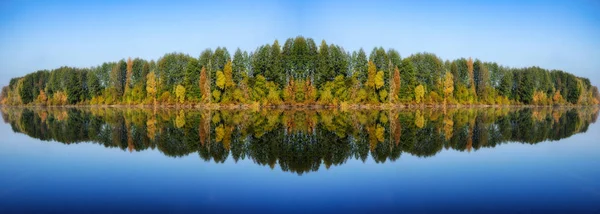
top-left (1, 106), bottom-right (598, 175)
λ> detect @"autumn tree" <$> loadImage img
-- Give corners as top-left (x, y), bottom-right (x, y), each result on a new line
top-left (467, 57), bottom-right (476, 98)
top-left (415, 85), bottom-right (425, 104)
top-left (390, 67), bottom-right (401, 103)
top-left (124, 57), bottom-right (133, 99)
top-left (175, 84), bottom-right (186, 104)
top-left (443, 72), bottom-right (454, 104)
top-left (199, 66), bottom-right (210, 103)
top-left (146, 72), bottom-right (157, 104)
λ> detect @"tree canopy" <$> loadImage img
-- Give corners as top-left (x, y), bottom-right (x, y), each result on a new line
top-left (1, 36), bottom-right (598, 107)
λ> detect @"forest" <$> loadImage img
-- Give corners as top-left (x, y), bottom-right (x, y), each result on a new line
top-left (1, 36), bottom-right (599, 107)
top-left (2, 107), bottom-right (597, 174)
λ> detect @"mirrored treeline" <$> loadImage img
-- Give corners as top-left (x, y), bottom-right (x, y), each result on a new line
top-left (2, 107), bottom-right (597, 175)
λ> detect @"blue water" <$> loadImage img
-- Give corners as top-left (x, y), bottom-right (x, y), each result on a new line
top-left (1, 108), bottom-right (600, 213)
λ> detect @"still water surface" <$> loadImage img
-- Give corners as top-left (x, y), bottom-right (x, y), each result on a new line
top-left (1, 107), bottom-right (599, 213)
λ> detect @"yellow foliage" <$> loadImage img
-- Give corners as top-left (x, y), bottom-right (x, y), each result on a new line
top-left (375, 71), bottom-right (384, 90)
top-left (175, 84), bottom-right (186, 103)
top-left (553, 90), bottom-right (563, 104)
top-left (366, 61), bottom-right (376, 88)
top-left (199, 66), bottom-right (210, 103)
top-left (223, 61), bottom-right (234, 89)
top-left (216, 70), bottom-right (225, 90)
top-left (175, 110), bottom-right (186, 128)
top-left (146, 118), bottom-right (157, 140)
top-left (215, 125), bottom-right (225, 142)
top-left (533, 91), bottom-right (548, 105)
top-left (443, 117), bottom-right (453, 140)
top-left (443, 72), bottom-right (454, 100)
top-left (36, 90), bottom-right (47, 105)
top-left (212, 89), bottom-right (221, 102)
top-left (50, 91), bottom-right (68, 105)
top-left (146, 72), bottom-right (157, 102)
top-left (378, 89), bottom-right (388, 102)
top-left (375, 124), bottom-right (385, 143)
top-left (415, 85), bottom-right (425, 104)
top-left (415, 110), bottom-right (425, 128)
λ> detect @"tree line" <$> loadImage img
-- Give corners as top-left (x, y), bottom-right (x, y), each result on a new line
top-left (1, 36), bottom-right (599, 107)
top-left (2, 107), bottom-right (597, 174)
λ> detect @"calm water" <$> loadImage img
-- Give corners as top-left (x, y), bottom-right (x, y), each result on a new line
top-left (1, 107), bottom-right (600, 213)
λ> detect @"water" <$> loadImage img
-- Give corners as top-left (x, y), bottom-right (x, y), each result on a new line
top-left (1, 107), bottom-right (600, 213)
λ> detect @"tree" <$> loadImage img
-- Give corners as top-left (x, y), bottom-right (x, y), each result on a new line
top-left (223, 60), bottom-right (235, 89)
top-left (18, 76), bottom-right (34, 104)
top-left (66, 70), bottom-right (85, 104)
top-left (366, 61), bottom-right (377, 89)
top-left (268, 40), bottom-right (284, 87)
top-left (399, 58), bottom-right (417, 102)
top-left (415, 85), bottom-right (425, 104)
top-left (36, 90), bottom-right (47, 105)
top-left (125, 57), bottom-right (133, 97)
top-left (354, 48), bottom-right (368, 84)
top-left (183, 58), bottom-right (201, 101)
top-left (517, 71), bottom-right (534, 104)
top-left (443, 72), bottom-right (454, 103)
top-left (474, 59), bottom-right (489, 100)
top-left (390, 67), bottom-right (401, 103)
top-left (87, 68), bottom-right (102, 98)
top-left (466, 57), bottom-right (476, 97)
top-left (498, 72), bottom-right (512, 98)
top-left (175, 84), bottom-right (186, 104)
top-left (199, 66), bottom-right (210, 103)
top-left (316, 40), bottom-right (331, 87)
top-left (146, 72), bottom-right (157, 104)
top-left (216, 71), bottom-right (226, 90)
top-left (110, 60), bottom-right (127, 99)
top-left (2, 36), bottom-right (598, 107)
top-left (232, 48), bottom-right (246, 84)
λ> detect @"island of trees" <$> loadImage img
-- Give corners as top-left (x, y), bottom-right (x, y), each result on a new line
top-left (1, 36), bottom-right (599, 107)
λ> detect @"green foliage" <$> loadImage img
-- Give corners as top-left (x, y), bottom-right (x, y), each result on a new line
top-left (2, 36), bottom-right (597, 107)
top-left (183, 58), bottom-right (201, 101)
top-left (399, 58), bottom-right (417, 102)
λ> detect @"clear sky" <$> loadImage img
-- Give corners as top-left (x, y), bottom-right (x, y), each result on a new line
top-left (1, 0), bottom-right (599, 87)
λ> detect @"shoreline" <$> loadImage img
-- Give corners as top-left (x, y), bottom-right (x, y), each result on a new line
top-left (1, 103), bottom-right (597, 110)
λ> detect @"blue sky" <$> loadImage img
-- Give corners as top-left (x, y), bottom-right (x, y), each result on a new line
top-left (1, 0), bottom-right (599, 87)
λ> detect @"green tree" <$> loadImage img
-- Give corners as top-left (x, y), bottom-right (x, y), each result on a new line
top-left (399, 58), bottom-right (417, 102)
top-left (183, 58), bottom-right (201, 101)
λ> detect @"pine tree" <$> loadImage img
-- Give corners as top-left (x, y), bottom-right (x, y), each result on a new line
top-left (183, 58), bottom-right (201, 101)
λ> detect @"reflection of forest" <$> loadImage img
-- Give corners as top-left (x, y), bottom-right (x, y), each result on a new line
top-left (2, 107), bottom-right (598, 175)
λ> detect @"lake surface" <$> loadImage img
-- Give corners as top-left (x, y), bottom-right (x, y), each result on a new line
top-left (1, 107), bottom-right (600, 213)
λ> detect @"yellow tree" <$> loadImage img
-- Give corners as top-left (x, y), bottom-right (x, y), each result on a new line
top-left (199, 66), bottom-right (210, 103)
top-left (36, 90), bottom-right (48, 105)
top-left (415, 84), bottom-right (425, 104)
top-left (175, 84), bottom-right (186, 104)
top-left (146, 72), bottom-right (157, 104)
top-left (223, 60), bottom-right (234, 89)
top-left (366, 61), bottom-right (377, 88)
top-left (216, 71), bottom-right (225, 90)
top-left (443, 71), bottom-right (454, 104)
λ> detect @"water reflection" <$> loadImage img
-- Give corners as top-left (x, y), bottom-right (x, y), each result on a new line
top-left (2, 107), bottom-right (598, 175)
